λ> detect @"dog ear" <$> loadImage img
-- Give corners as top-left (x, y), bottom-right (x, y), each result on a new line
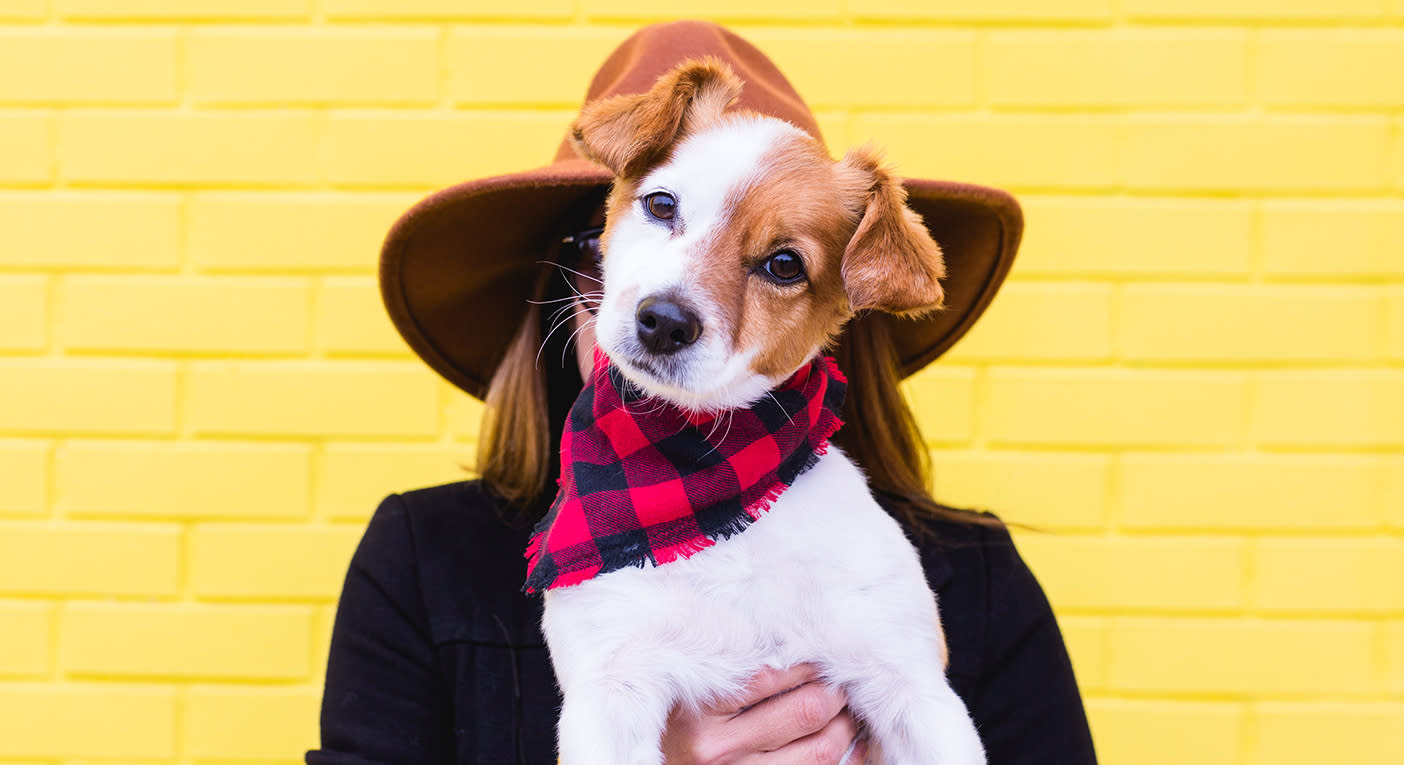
top-left (838, 145), bottom-right (946, 316)
top-left (570, 57), bottom-right (743, 178)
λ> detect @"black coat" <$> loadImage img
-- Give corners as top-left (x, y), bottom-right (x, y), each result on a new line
top-left (307, 481), bottom-right (1098, 764)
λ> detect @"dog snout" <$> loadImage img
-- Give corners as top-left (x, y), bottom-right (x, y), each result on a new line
top-left (635, 295), bottom-right (702, 355)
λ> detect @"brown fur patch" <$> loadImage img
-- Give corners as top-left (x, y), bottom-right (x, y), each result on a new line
top-left (837, 145), bottom-right (946, 316)
top-left (570, 58), bottom-right (743, 179)
top-left (688, 128), bottom-right (867, 380)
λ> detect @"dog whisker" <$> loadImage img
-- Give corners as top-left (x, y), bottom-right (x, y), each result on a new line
top-left (543, 260), bottom-right (605, 285)
top-left (765, 391), bottom-right (796, 426)
top-left (559, 314), bottom-right (598, 368)
top-left (536, 305), bottom-right (594, 370)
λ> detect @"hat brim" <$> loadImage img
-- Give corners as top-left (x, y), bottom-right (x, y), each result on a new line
top-left (380, 160), bottom-right (1021, 401)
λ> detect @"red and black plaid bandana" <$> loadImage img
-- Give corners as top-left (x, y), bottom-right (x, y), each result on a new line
top-left (524, 349), bottom-right (847, 593)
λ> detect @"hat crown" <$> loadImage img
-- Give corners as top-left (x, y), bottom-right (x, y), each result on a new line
top-left (553, 21), bottom-right (823, 164)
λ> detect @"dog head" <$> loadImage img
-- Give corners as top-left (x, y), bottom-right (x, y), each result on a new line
top-left (572, 58), bottom-right (946, 412)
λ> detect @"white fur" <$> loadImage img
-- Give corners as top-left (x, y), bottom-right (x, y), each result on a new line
top-left (544, 449), bottom-right (985, 764)
top-left (547, 113), bottom-right (986, 764)
top-left (595, 116), bottom-right (809, 411)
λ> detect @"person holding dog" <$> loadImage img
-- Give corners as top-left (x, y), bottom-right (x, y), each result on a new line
top-left (308, 21), bottom-right (1097, 765)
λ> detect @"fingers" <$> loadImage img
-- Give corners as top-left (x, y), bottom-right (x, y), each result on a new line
top-left (663, 665), bottom-right (860, 765)
top-left (741, 710), bottom-right (866, 765)
top-left (724, 664), bottom-right (825, 716)
top-left (736, 681), bottom-right (848, 753)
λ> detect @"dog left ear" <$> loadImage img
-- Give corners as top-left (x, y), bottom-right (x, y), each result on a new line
top-left (570, 58), bottom-right (743, 178)
top-left (838, 146), bottom-right (946, 316)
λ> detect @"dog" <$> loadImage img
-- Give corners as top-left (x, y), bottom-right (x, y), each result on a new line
top-left (536, 58), bottom-right (986, 765)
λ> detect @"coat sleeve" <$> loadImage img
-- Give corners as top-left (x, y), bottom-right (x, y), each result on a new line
top-left (306, 494), bottom-right (455, 765)
top-left (972, 523), bottom-right (1099, 764)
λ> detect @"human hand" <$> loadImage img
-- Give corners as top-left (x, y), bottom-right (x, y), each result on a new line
top-left (660, 664), bottom-right (868, 764)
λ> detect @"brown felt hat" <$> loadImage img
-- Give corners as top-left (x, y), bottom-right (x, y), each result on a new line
top-left (381, 20), bottom-right (1022, 400)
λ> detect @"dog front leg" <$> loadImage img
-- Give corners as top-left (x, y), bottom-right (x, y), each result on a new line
top-left (841, 657), bottom-right (984, 765)
top-left (557, 675), bottom-right (672, 765)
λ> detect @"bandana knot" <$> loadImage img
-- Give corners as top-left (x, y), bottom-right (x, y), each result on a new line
top-left (524, 351), bottom-right (847, 592)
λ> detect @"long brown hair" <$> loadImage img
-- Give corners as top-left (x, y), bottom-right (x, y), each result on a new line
top-left (476, 254), bottom-right (992, 532)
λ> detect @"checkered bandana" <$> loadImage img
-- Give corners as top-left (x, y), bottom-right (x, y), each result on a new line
top-left (524, 350), bottom-right (847, 593)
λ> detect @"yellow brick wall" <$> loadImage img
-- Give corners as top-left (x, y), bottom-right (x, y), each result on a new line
top-left (0, 1), bottom-right (1400, 763)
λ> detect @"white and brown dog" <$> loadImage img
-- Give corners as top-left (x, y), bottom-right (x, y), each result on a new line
top-left (541, 59), bottom-right (986, 765)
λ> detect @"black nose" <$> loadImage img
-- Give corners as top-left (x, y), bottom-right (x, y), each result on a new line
top-left (635, 295), bottom-right (702, 355)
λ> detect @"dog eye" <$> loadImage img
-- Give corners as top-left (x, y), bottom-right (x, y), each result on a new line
top-left (762, 250), bottom-right (805, 284)
top-left (643, 192), bottom-right (676, 221)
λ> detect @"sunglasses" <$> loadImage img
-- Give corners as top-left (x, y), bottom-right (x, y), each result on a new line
top-left (560, 225), bottom-right (605, 313)
top-left (561, 225), bottom-right (604, 274)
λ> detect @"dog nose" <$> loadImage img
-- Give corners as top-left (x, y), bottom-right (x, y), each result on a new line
top-left (635, 296), bottom-right (702, 355)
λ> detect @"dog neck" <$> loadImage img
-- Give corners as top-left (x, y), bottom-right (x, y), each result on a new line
top-left (522, 350), bottom-right (847, 592)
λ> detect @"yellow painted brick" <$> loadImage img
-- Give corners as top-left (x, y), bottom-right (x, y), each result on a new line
top-left (929, 451), bottom-right (1108, 530)
top-left (0, 0), bottom-right (46, 19)
top-left (814, 111), bottom-right (850, 152)
top-left (190, 525), bottom-right (361, 600)
top-left (1087, 699), bottom-right (1242, 765)
top-left (1259, 31), bottom-right (1404, 108)
top-left (1254, 703), bottom-right (1404, 765)
top-left (986, 31), bottom-right (1247, 108)
top-left (586, 0), bottom-right (841, 20)
top-left (1120, 454), bottom-right (1383, 531)
top-left (0, 275), bottom-right (45, 351)
top-left (1058, 616), bottom-right (1106, 691)
top-left (61, 111), bottom-right (318, 186)
top-left (856, 115), bottom-right (1118, 191)
top-left (57, 441), bottom-right (311, 520)
top-left (1126, 0), bottom-right (1389, 19)
top-left (59, 275), bottom-right (309, 355)
top-left (324, 112), bottom-right (571, 187)
top-left (1013, 533), bottom-right (1245, 611)
top-left (188, 29), bottom-right (437, 106)
top-left (1263, 201), bottom-right (1404, 279)
top-left (325, 0), bottom-right (570, 17)
top-left (1385, 458), bottom-right (1404, 530)
top-left (0, 360), bottom-right (176, 435)
top-left (317, 277), bottom-right (411, 356)
top-left (187, 361), bottom-right (439, 438)
top-left (0, 441), bottom-right (47, 516)
top-left (446, 27), bottom-right (643, 105)
top-left (318, 443), bottom-right (470, 520)
top-left (0, 521), bottom-right (178, 596)
top-left (1254, 372), bottom-right (1404, 448)
top-left (313, 604), bottom-right (335, 676)
top-left (185, 687), bottom-right (319, 760)
top-left (1389, 290), bottom-right (1404, 359)
top-left (851, 0), bottom-right (1112, 20)
top-left (1388, 622), bottom-right (1404, 693)
top-left (1016, 196), bottom-right (1254, 278)
top-left (738, 30), bottom-right (976, 109)
top-left (1120, 285), bottom-right (1382, 363)
top-left (983, 369), bottom-right (1246, 448)
top-left (59, 0), bottom-right (307, 18)
top-left (0, 111), bottom-right (50, 183)
top-left (442, 383), bottom-right (487, 440)
top-left (61, 603), bottom-right (312, 680)
top-left (0, 30), bottom-right (175, 104)
top-left (188, 192), bottom-right (412, 272)
top-left (1396, 118), bottom-right (1404, 188)
top-left (0, 192), bottom-right (180, 269)
top-left (1107, 617), bottom-right (1376, 695)
top-left (1255, 539), bottom-right (1404, 613)
top-left (0, 684), bottom-right (176, 759)
top-left (902, 367), bottom-right (976, 445)
top-left (0, 601), bottom-right (50, 677)
top-left (1124, 117), bottom-right (1392, 192)
top-left (945, 283), bottom-right (1112, 362)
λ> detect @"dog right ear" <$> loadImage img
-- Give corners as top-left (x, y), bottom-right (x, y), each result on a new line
top-left (570, 58), bottom-right (742, 178)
